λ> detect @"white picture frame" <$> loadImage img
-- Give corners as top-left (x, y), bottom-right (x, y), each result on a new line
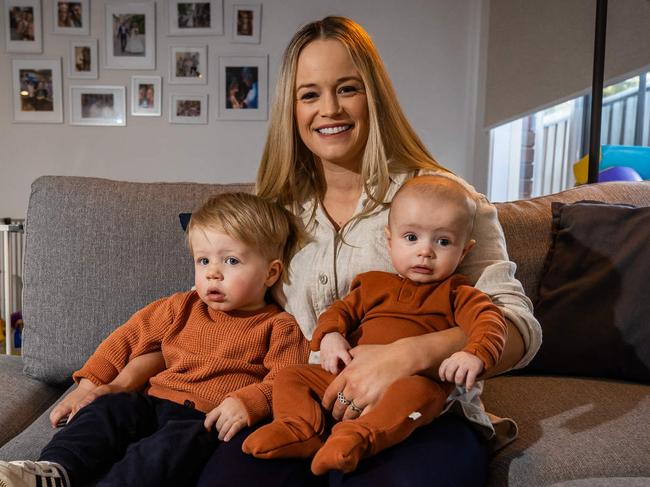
top-left (67, 39), bottom-right (98, 79)
top-left (169, 94), bottom-right (208, 124)
top-left (105, 2), bottom-right (156, 70)
top-left (70, 85), bottom-right (126, 126)
top-left (168, 0), bottom-right (223, 36)
top-left (52, 0), bottom-right (89, 35)
top-left (131, 75), bottom-right (162, 116)
top-left (4, 0), bottom-right (43, 53)
top-left (231, 4), bottom-right (260, 44)
top-left (218, 55), bottom-right (267, 121)
top-left (11, 59), bottom-right (63, 123)
top-left (169, 45), bottom-right (207, 84)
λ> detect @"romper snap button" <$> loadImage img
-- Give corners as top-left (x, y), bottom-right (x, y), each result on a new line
top-left (183, 400), bottom-right (195, 409)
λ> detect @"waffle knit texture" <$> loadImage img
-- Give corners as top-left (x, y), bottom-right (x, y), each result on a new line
top-left (73, 291), bottom-right (309, 425)
top-left (311, 271), bottom-right (507, 370)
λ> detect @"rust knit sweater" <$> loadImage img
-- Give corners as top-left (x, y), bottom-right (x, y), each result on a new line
top-left (73, 291), bottom-right (309, 424)
top-left (311, 271), bottom-right (507, 370)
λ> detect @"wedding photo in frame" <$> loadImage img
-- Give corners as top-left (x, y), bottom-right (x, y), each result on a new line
top-left (168, 0), bottom-right (223, 36)
top-left (169, 45), bottom-right (207, 84)
top-left (11, 59), bottom-right (62, 123)
top-left (4, 0), bottom-right (43, 53)
top-left (218, 55), bottom-right (267, 120)
top-left (131, 75), bottom-right (162, 116)
top-left (52, 0), bottom-right (89, 35)
top-left (67, 39), bottom-right (98, 79)
top-left (105, 2), bottom-right (156, 70)
top-left (231, 4), bottom-right (261, 44)
top-left (169, 94), bottom-right (208, 124)
top-left (69, 85), bottom-right (126, 126)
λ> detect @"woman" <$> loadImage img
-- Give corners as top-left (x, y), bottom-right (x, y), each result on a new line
top-left (196, 16), bottom-right (541, 487)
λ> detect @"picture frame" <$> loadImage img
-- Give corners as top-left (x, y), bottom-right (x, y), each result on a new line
top-left (131, 75), bottom-right (162, 116)
top-left (69, 85), bottom-right (126, 126)
top-left (11, 59), bottom-right (63, 123)
top-left (169, 45), bottom-right (207, 84)
top-left (231, 4), bottom-right (261, 44)
top-left (218, 55), bottom-right (267, 121)
top-left (4, 0), bottom-right (43, 53)
top-left (169, 94), bottom-right (208, 124)
top-left (52, 0), bottom-right (89, 35)
top-left (105, 2), bottom-right (156, 70)
top-left (67, 39), bottom-right (98, 79)
top-left (168, 0), bottom-right (223, 36)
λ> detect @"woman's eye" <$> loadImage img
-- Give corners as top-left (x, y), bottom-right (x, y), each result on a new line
top-left (197, 257), bottom-right (209, 265)
top-left (298, 91), bottom-right (318, 101)
top-left (404, 234), bottom-right (417, 242)
top-left (437, 238), bottom-right (451, 247)
top-left (225, 257), bottom-right (240, 265)
top-left (338, 85), bottom-right (358, 95)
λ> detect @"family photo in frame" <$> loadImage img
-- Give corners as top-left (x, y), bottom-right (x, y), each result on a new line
top-left (67, 39), bottom-right (98, 79)
top-left (232, 4), bottom-right (261, 44)
top-left (218, 55), bottom-right (267, 120)
top-left (11, 59), bottom-right (62, 123)
top-left (169, 46), bottom-right (207, 84)
top-left (131, 75), bottom-right (162, 116)
top-left (169, 94), bottom-right (208, 124)
top-left (70, 85), bottom-right (126, 126)
top-left (4, 0), bottom-right (43, 53)
top-left (168, 0), bottom-right (223, 36)
top-left (105, 2), bottom-right (156, 69)
top-left (53, 0), bottom-right (89, 35)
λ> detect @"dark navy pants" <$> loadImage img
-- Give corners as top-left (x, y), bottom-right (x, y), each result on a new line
top-left (40, 392), bottom-right (219, 487)
top-left (196, 413), bottom-right (489, 487)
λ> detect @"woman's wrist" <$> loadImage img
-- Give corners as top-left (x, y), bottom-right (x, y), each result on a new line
top-left (395, 327), bottom-right (467, 378)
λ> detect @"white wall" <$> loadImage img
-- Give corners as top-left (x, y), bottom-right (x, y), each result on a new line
top-left (0, 0), bottom-right (484, 218)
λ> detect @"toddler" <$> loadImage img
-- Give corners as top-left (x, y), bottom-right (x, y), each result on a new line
top-left (0, 192), bottom-right (309, 487)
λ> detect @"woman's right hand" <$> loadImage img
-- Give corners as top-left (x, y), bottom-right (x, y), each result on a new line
top-left (49, 378), bottom-right (97, 427)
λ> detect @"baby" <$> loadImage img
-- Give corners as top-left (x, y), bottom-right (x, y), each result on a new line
top-left (243, 175), bottom-right (508, 475)
top-left (0, 192), bottom-right (309, 487)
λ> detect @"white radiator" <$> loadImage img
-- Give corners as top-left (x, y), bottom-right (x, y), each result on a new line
top-left (1, 219), bottom-right (24, 355)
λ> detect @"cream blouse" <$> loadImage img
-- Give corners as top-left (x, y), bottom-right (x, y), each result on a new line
top-left (282, 169), bottom-right (542, 448)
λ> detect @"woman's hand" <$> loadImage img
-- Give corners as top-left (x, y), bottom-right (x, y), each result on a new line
top-left (319, 332), bottom-right (352, 374)
top-left (322, 341), bottom-right (418, 421)
top-left (49, 378), bottom-right (96, 427)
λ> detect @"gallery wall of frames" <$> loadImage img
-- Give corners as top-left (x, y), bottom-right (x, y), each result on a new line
top-left (5, 0), bottom-right (266, 125)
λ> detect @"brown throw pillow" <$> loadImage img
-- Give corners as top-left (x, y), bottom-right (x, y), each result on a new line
top-left (527, 201), bottom-right (650, 383)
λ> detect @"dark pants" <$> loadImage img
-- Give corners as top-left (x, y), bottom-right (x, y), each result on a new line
top-left (196, 413), bottom-right (489, 487)
top-left (39, 392), bottom-right (219, 487)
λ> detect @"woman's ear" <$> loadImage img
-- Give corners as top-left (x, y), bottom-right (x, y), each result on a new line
top-left (265, 260), bottom-right (283, 287)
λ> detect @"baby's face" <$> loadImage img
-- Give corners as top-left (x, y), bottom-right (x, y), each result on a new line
top-left (385, 192), bottom-right (473, 284)
top-left (190, 227), bottom-right (275, 312)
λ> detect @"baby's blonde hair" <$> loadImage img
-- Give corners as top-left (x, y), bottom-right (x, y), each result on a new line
top-left (187, 192), bottom-right (307, 283)
top-left (390, 175), bottom-right (477, 241)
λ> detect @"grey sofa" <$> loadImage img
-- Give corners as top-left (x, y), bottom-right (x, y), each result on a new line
top-left (1, 176), bottom-right (649, 486)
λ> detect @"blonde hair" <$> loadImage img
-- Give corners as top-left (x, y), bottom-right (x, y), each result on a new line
top-left (256, 16), bottom-right (447, 225)
top-left (187, 192), bottom-right (307, 283)
top-left (390, 175), bottom-right (477, 241)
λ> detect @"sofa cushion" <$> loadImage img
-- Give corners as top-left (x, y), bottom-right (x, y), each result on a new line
top-left (495, 181), bottom-right (650, 303)
top-left (527, 201), bottom-right (650, 383)
top-left (483, 375), bottom-right (650, 486)
top-left (0, 355), bottom-right (67, 448)
top-left (22, 176), bottom-right (254, 384)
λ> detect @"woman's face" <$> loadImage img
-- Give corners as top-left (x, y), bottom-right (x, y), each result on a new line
top-left (294, 39), bottom-right (369, 172)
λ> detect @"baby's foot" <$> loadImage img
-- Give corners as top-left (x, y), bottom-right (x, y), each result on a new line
top-left (243, 419), bottom-right (323, 459)
top-left (310, 428), bottom-right (369, 475)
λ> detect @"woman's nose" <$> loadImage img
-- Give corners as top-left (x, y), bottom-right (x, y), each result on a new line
top-left (320, 92), bottom-right (342, 117)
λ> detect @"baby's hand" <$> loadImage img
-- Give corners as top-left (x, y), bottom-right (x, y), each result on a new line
top-left (439, 351), bottom-right (484, 390)
top-left (319, 332), bottom-right (352, 375)
top-left (69, 383), bottom-right (128, 420)
top-left (204, 397), bottom-right (249, 442)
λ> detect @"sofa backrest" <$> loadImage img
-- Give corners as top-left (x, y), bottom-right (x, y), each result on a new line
top-left (22, 176), bottom-right (254, 384)
top-left (495, 180), bottom-right (650, 304)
